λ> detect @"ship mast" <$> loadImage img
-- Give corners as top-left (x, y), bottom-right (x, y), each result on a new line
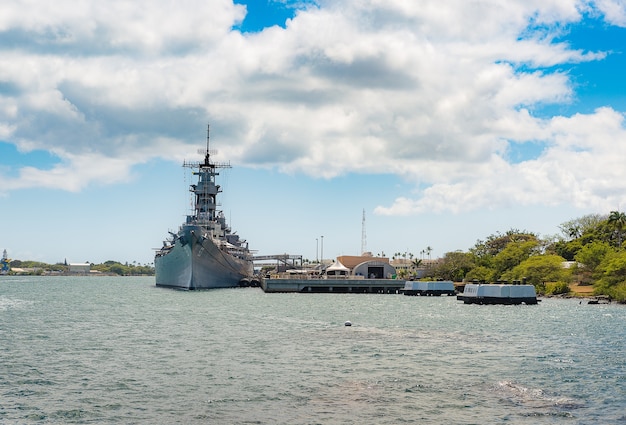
top-left (184, 124), bottom-right (231, 229)
top-left (204, 124), bottom-right (211, 166)
top-left (361, 208), bottom-right (367, 255)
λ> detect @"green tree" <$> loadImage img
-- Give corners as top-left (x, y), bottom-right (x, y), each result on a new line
top-left (579, 218), bottom-right (616, 246)
top-left (594, 250), bottom-right (626, 301)
top-left (110, 263), bottom-right (126, 275)
top-left (547, 214), bottom-right (612, 261)
top-left (544, 281), bottom-right (571, 295)
top-left (492, 239), bottom-right (540, 277)
top-left (574, 241), bottom-right (614, 272)
top-left (608, 210), bottom-right (626, 249)
top-left (549, 239), bottom-right (583, 261)
top-left (431, 251), bottom-right (475, 281)
top-left (559, 214), bottom-right (606, 240)
top-left (464, 265), bottom-right (495, 283)
top-left (470, 229), bottom-right (538, 269)
top-left (91, 260), bottom-right (155, 276)
top-left (502, 254), bottom-right (569, 287)
top-left (473, 230), bottom-right (537, 256)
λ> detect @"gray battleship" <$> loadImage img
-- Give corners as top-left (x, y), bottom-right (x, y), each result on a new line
top-left (155, 125), bottom-right (254, 289)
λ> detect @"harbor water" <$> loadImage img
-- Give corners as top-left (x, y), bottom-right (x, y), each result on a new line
top-left (1, 276), bottom-right (624, 424)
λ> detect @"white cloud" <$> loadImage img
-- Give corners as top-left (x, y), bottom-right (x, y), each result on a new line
top-left (1, 153), bottom-right (134, 192)
top-left (376, 107), bottom-right (626, 215)
top-left (0, 0), bottom-right (625, 213)
top-left (595, 0), bottom-right (626, 26)
top-left (0, 0), bottom-right (245, 53)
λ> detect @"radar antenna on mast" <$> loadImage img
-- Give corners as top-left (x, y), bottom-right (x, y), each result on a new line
top-left (185, 123), bottom-right (229, 170)
top-left (204, 124), bottom-right (211, 164)
top-left (198, 124), bottom-right (219, 162)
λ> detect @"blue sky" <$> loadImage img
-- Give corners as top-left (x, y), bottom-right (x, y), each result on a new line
top-left (1, 0), bottom-right (626, 265)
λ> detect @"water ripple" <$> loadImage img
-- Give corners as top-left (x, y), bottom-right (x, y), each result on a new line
top-left (0, 276), bottom-right (624, 424)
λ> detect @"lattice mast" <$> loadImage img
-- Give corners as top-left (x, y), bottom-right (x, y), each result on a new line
top-left (361, 208), bottom-right (367, 255)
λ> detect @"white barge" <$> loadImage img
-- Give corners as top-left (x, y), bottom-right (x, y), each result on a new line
top-left (457, 283), bottom-right (538, 305)
top-left (403, 280), bottom-right (456, 296)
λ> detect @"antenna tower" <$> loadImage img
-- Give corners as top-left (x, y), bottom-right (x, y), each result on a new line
top-left (361, 208), bottom-right (367, 255)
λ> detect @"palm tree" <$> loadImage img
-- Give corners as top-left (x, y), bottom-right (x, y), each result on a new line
top-left (608, 210), bottom-right (626, 249)
top-left (426, 246), bottom-right (432, 260)
top-left (410, 258), bottom-right (423, 279)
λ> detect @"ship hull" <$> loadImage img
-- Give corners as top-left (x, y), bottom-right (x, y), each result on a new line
top-left (155, 226), bottom-right (253, 290)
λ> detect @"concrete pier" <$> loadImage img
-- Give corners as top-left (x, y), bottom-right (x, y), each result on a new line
top-left (261, 276), bottom-right (405, 293)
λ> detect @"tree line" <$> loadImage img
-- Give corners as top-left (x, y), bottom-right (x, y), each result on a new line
top-left (422, 211), bottom-right (626, 302)
top-left (6, 260), bottom-right (154, 276)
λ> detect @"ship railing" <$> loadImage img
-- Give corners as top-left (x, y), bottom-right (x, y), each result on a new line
top-left (322, 275), bottom-right (365, 280)
top-left (268, 272), bottom-right (366, 280)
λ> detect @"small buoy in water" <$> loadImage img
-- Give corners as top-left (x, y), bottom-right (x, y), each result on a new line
top-left (344, 321), bottom-right (352, 327)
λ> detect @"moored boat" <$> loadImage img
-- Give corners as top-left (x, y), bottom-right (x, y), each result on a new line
top-left (154, 125), bottom-right (253, 289)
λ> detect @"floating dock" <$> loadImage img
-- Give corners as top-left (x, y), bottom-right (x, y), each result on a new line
top-left (402, 280), bottom-right (456, 296)
top-left (457, 283), bottom-right (538, 305)
top-left (261, 276), bottom-right (405, 293)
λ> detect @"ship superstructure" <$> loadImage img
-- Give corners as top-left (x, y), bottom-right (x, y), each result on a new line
top-left (154, 125), bottom-right (253, 289)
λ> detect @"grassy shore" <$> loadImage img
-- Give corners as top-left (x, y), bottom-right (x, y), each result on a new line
top-left (568, 283), bottom-right (595, 297)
